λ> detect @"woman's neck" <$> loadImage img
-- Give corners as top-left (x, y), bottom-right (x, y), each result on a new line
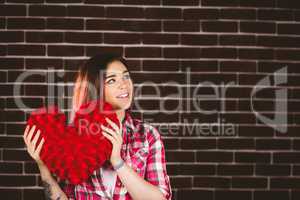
top-left (116, 109), bottom-right (125, 123)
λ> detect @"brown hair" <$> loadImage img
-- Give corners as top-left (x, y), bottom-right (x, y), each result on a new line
top-left (70, 53), bottom-right (128, 122)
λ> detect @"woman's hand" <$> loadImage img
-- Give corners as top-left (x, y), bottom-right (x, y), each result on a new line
top-left (101, 118), bottom-right (123, 166)
top-left (23, 125), bottom-right (45, 166)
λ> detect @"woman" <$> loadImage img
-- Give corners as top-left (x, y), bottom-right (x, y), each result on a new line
top-left (23, 54), bottom-right (172, 200)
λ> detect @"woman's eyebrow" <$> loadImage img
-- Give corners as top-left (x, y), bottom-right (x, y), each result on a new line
top-left (105, 70), bottom-right (129, 79)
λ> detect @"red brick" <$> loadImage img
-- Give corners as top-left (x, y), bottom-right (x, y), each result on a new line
top-left (220, 35), bottom-right (256, 46)
top-left (220, 61), bottom-right (257, 72)
top-left (170, 177), bottom-right (192, 188)
top-left (201, 48), bottom-right (237, 59)
top-left (166, 151), bottom-right (195, 162)
top-left (86, 46), bottom-right (123, 57)
top-left (26, 31), bottom-right (63, 43)
top-left (7, 18), bottom-right (45, 29)
top-left (163, 20), bottom-right (200, 32)
top-left (178, 189), bottom-right (213, 200)
top-left (254, 191), bottom-right (290, 200)
top-left (67, 5), bottom-right (104, 17)
top-left (277, 0), bottom-right (300, 9)
top-left (180, 60), bottom-right (218, 72)
top-left (258, 9), bottom-right (293, 21)
top-left (232, 177), bottom-right (267, 188)
top-left (197, 152), bottom-right (233, 163)
top-left (48, 45), bottom-right (84, 57)
top-left (235, 152), bottom-right (271, 163)
top-left (0, 162), bottom-right (22, 173)
top-left (145, 8), bottom-right (181, 19)
top-left (239, 48), bottom-right (274, 60)
top-left (271, 178), bottom-right (300, 189)
top-left (217, 164), bottom-right (254, 175)
top-left (25, 58), bottom-right (63, 69)
top-left (181, 34), bottom-right (217, 45)
top-left (239, 0), bottom-right (275, 7)
top-left (276, 49), bottom-right (300, 61)
top-left (181, 139), bottom-right (216, 149)
top-left (256, 164), bottom-right (291, 176)
top-left (45, 0), bottom-right (82, 2)
top-left (183, 8), bottom-right (219, 20)
top-left (194, 177), bottom-right (230, 188)
top-left (23, 189), bottom-right (45, 200)
top-left (85, 0), bottom-right (120, 3)
top-left (86, 19), bottom-right (124, 30)
top-left (143, 33), bottom-right (178, 44)
top-left (278, 23), bottom-right (300, 35)
top-left (0, 31), bottom-right (24, 43)
top-left (7, 45), bottom-right (45, 56)
top-left (162, 0), bottom-right (199, 6)
top-left (164, 47), bottom-right (201, 58)
top-left (46, 18), bottom-right (84, 30)
top-left (104, 33), bottom-right (140, 44)
top-left (202, 0), bottom-right (239, 7)
top-left (218, 138), bottom-right (255, 150)
top-left (180, 164), bottom-right (216, 175)
top-left (240, 22), bottom-right (276, 33)
top-left (65, 32), bottom-right (103, 44)
top-left (29, 5), bottom-right (66, 16)
top-left (126, 47), bottom-right (161, 58)
top-left (256, 139), bottom-right (291, 150)
top-left (7, 0), bottom-right (43, 2)
top-left (106, 7), bottom-right (144, 18)
top-left (0, 189), bottom-right (22, 200)
top-left (125, 20), bottom-right (161, 32)
top-left (220, 9), bottom-right (256, 19)
top-left (274, 152), bottom-right (300, 163)
top-left (0, 175), bottom-right (36, 186)
top-left (0, 5), bottom-right (26, 16)
top-left (202, 21), bottom-right (238, 32)
top-left (123, 0), bottom-right (159, 5)
top-left (215, 191), bottom-right (251, 200)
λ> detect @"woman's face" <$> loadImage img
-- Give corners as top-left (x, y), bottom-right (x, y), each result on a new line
top-left (104, 60), bottom-right (133, 111)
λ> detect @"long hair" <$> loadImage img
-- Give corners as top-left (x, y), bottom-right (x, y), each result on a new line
top-left (70, 53), bottom-right (129, 123)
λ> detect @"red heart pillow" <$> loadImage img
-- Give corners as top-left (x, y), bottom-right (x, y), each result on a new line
top-left (27, 100), bottom-right (119, 184)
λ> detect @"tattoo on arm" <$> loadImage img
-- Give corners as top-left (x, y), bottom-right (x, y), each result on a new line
top-left (42, 180), bottom-right (52, 200)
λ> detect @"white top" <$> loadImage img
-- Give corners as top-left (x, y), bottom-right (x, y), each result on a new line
top-left (100, 166), bottom-right (117, 198)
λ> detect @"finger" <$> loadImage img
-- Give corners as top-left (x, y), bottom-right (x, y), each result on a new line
top-left (23, 125), bottom-right (30, 144)
top-left (35, 137), bottom-right (45, 155)
top-left (103, 131), bottom-right (116, 144)
top-left (32, 130), bottom-right (41, 150)
top-left (105, 118), bottom-right (120, 133)
top-left (102, 125), bottom-right (121, 142)
top-left (101, 125), bottom-right (116, 137)
top-left (26, 125), bottom-right (36, 144)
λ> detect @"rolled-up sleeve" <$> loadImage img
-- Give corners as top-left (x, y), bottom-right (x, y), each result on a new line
top-left (145, 125), bottom-right (172, 200)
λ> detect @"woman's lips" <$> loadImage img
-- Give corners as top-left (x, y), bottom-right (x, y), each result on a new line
top-left (116, 92), bottom-right (129, 98)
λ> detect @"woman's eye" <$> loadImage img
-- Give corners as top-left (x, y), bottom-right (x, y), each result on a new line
top-left (124, 74), bottom-right (131, 79)
top-left (106, 79), bottom-right (115, 84)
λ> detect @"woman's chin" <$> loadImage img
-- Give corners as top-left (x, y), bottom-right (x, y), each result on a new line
top-left (112, 103), bottom-right (131, 112)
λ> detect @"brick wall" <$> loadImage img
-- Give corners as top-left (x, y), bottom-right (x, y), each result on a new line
top-left (1, 0), bottom-right (300, 200)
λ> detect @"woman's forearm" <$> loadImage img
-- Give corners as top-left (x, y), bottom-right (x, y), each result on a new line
top-left (38, 163), bottom-right (68, 200)
top-left (115, 162), bottom-right (166, 200)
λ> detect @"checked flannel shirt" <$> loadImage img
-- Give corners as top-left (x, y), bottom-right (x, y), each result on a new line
top-left (62, 109), bottom-right (172, 200)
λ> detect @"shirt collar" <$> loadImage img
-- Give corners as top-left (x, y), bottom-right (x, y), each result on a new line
top-left (122, 109), bottom-right (135, 133)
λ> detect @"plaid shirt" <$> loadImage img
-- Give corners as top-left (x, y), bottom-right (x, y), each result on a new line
top-left (62, 110), bottom-right (172, 200)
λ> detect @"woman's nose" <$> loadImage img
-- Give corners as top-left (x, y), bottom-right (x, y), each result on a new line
top-left (118, 78), bottom-right (127, 89)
